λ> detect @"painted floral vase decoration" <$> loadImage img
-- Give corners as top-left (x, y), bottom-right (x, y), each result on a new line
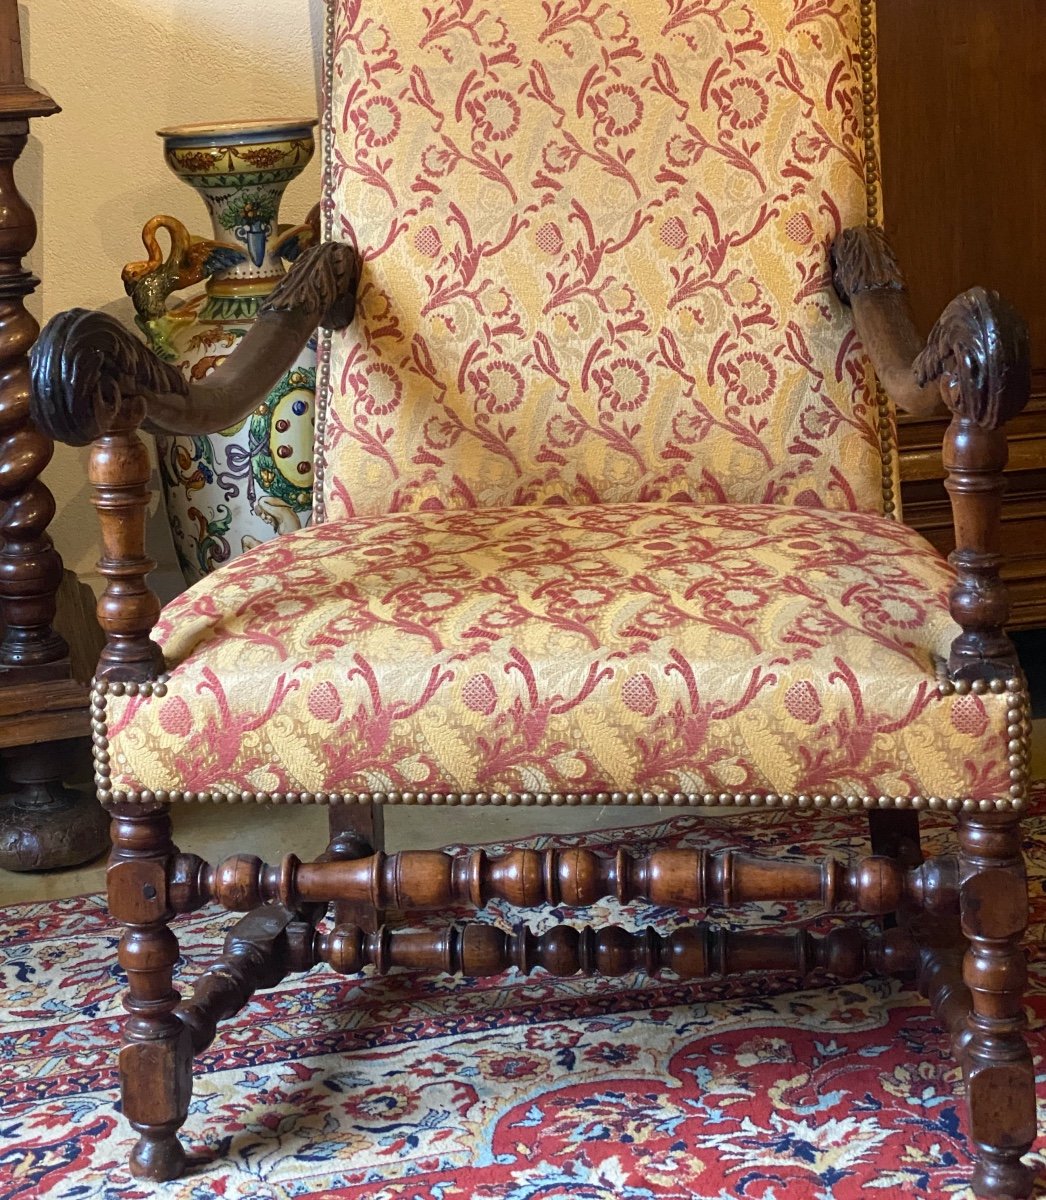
top-left (123, 118), bottom-right (319, 585)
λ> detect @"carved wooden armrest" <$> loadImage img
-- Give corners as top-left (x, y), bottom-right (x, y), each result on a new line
top-left (834, 226), bottom-right (1032, 682)
top-left (31, 241), bottom-right (359, 443)
top-left (27, 241), bottom-right (360, 682)
top-left (832, 226), bottom-right (940, 417)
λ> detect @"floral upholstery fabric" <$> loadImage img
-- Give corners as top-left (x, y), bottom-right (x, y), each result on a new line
top-left (104, 503), bottom-right (1010, 802)
top-left (318, 0), bottom-right (888, 521)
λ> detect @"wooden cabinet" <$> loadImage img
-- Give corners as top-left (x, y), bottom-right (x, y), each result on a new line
top-left (877, 0), bottom-right (1046, 628)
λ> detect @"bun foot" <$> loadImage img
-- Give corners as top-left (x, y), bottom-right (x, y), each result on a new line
top-left (129, 1130), bottom-right (187, 1181)
top-left (972, 1154), bottom-right (1036, 1200)
top-left (0, 742), bottom-right (109, 872)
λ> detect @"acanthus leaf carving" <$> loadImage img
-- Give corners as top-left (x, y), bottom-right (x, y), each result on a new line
top-left (261, 241), bottom-right (361, 330)
top-left (831, 225), bottom-right (905, 306)
top-left (914, 287), bottom-right (1030, 430)
top-left (29, 308), bottom-right (186, 446)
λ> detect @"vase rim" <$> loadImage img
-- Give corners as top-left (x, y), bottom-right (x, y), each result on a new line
top-left (158, 117), bottom-right (318, 143)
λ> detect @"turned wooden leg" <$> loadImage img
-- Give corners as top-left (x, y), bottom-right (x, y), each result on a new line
top-left (108, 804), bottom-right (192, 1181)
top-left (868, 809), bottom-right (922, 867)
top-left (328, 804), bottom-right (385, 932)
top-left (868, 809), bottom-right (923, 931)
top-left (958, 811), bottom-right (1036, 1200)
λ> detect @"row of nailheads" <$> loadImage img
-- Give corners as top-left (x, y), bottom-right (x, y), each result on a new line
top-left (857, 0), bottom-right (897, 518)
top-left (311, 23), bottom-right (338, 530)
top-left (95, 790), bottom-right (1024, 813)
top-left (937, 675), bottom-right (1032, 802)
top-left (90, 685), bottom-right (1029, 813)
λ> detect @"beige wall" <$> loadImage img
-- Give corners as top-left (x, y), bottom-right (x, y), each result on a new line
top-left (21, 0), bottom-right (325, 600)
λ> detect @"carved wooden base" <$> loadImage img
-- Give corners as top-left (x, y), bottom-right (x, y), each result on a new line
top-left (0, 740), bottom-right (109, 871)
top-left (107, 808), bottom-right (1036, 1194)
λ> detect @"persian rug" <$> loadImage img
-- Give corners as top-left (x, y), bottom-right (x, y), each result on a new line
top-left (4, 801), bottom-right (1046, 1200)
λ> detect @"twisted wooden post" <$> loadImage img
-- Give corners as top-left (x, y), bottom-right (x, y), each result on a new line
top-left (0, 0), bottom-right (110, 873)
top-left (0, 0), bottom-right (63, 669)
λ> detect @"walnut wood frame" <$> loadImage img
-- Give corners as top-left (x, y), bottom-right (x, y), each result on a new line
top-left (833, 225), bottom-right (1031, 682)
top-left (28, 223), bottom-right (1038, 1197)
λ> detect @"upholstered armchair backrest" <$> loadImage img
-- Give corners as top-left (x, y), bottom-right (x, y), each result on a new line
top-left (317, 0), bottom-right (889, 521)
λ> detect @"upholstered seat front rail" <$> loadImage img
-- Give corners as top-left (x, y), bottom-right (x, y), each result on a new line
top-left (90, 502), bottom-right (1030, 809)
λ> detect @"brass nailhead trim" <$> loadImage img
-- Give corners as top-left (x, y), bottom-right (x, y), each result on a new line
top-left (93, 787), bottom-right (1025, 814)
top-left (311, 0), bottom-right (340, 528)
top-left (857, 0), bottom-right (896, 519)
top-left (93, 670), bottom-right (1029, 812)
top-left (92, 675), bottom-right (1027, 814)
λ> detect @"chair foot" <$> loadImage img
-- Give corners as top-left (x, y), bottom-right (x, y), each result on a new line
top-left (971, 1153), bottom-right (1036, 1200)
top-left (959, 811), bottom-right (1037, 1200)
top-left (109, 804), bottom-right (193, 1182)
top-left (129, 1127), bottom-right (188, 1181)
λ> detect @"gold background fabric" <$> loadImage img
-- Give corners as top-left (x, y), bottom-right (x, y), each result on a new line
top-left (104, 504), bottom-right (1009, 802)
top-left (318, 0), bottom-right (887, 520)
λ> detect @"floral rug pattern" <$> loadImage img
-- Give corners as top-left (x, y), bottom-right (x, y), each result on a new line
top-left (3, 805), bottom-right (1046, 1199)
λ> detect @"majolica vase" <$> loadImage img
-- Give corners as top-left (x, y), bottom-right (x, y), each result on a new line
top-left (124, 118), bottom-right (319, 585)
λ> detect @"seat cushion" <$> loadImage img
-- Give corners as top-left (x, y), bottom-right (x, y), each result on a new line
top-left (99, 503), bottom-right (1018, 807)
top-left (318, 0), bottom-right (891, 521)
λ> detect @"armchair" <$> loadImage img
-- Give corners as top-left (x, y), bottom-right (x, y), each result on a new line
top-left (29, 2), bottom-right (1036, 1196)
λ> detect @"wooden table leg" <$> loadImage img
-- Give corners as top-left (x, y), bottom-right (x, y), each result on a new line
top-left (0, 737), bottom-right (108, 871)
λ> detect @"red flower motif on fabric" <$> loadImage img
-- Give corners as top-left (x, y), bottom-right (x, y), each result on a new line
top-left (414, 225), bottom-right (443, 258)
top-left (785, 212), bottom-right (815, 246)
top-left (463, 673), bottom-right (498, 716)
top-left (356, 95), bottom-right (401, 147)
top-left (785, 681), bottom-right (822, 725)
top-left (360, 361), bottom-right (403, 416)
top-left (623, 674), bottom-right (658, 717)
top-left (721, 77), bottom-right (770, 129)
top-left (308, 681), bottom-right (343, 723)
top-left (473, 88), bottom-right (521, 141)
top-left (541, 141), bottom-right (574, 174)
top-left (158, 696), bottom-right (193, 737)
top-left (791, 130), bottom-right (824, 164)
top-left (474, 359), bottom-right (525, 414)
top-left (596, 84), bottom-right (644, 137)
top-left (535, 222), bottom-right (565, 255)
top-left (420, 143), bottom-right (453, 178)
top-left (951, 694), bottom-right (990, 739)
top-left (659, 217), bottom-right (688, 249)
top-left (724, 352), bottom-right (778, 407)
top-left (595, 357), bottom-right (650, 413)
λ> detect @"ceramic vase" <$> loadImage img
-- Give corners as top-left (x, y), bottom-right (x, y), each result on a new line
top-left (125, 118), bottom-right (320, 586)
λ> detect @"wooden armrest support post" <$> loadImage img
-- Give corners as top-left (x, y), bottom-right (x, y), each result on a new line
top-left (833, 227), bottom-right (1031, 682)
top-left (28, 242), bottom-right (360, 682)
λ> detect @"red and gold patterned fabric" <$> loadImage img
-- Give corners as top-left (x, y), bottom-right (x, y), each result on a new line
top-left (103, 504), bottom-right (1011, 802)
top-left (318, 0), bottom-right (889, 521)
